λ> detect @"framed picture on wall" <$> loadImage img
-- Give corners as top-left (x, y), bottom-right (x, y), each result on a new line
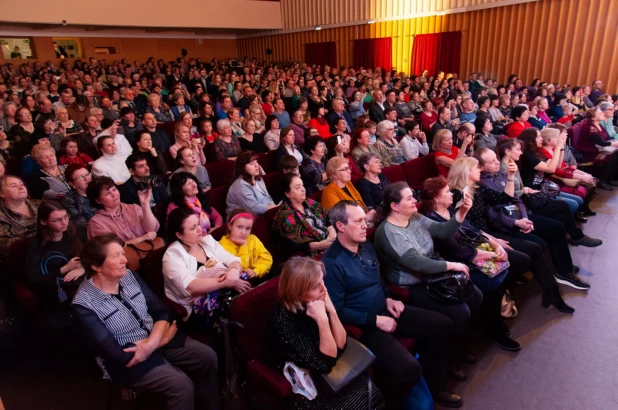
top-left (52, 38), bottom-right (82, 59)
top-left (0, 37), bottom-right (36, 59)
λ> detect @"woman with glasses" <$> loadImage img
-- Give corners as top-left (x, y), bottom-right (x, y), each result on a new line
top-left (62, 164), bottom-right (95, 232)
top-left (374, 120), bottom-right (406, 165)
top-left (26, 200), bottom-right (85, 309)
top-left (320, 156), bottom-right (377, 225)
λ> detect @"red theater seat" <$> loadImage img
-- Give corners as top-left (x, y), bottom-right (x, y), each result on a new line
top-left (205, 160), bottom-right (235, 188)
top-left (402, 154), bottom-right (438, 189)
top-left (8, 238), bottom-right (38, 313)
top-left (228, 277), bottom-right (292, 409)
top-left (382, 164), bottom-right (406, 183)
top-left (208, 186), bottom-right (229, 220)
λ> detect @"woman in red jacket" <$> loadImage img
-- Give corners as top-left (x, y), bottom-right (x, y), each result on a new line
top-left (307, 102), bottom-right (331, 139)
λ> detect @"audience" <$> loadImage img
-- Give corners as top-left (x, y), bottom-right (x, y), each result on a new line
top-left (355, 153), bottom-right (390, 211)
top-left (26, 200), bottom-right (84, 308)
top-left (91, 135), bottom-right (131, 184)
top-left (219, 208), bottom-right (273, 279)
top-left (400, 120), bottom-right (429, 160)
top-left (226, 150), bottom-right (275, 215)
top-left (0, 175), bottom-right (39, 264)
top-left (2, 54), bottom-right (618, 410)
top-left (26, 146), bottom-right (70, 199)
top-left (268, 256), bottom-right (385, 408)
top-left (168, 171), bottom-right (223, 234)
top-left (72, 233), bottom-right (221, 410)
top-left (162, 207), bottom-right (251, 334)
top-left (447, 157), bottom-right (578, 311)
top-left (418, 177), bottom-right (519, 351)
top-left (214, 119), bottom-right (242, 161)
top-left (62, 164), bottom-right (95, 232)
top-left (273, 173), bottom-right (335, 255)
top-left (322, 200), bottom-right (461, 409)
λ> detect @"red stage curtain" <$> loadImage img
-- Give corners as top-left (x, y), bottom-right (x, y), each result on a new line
top-left (353, 38), bottom-right (392, 70)
top-left (410, 31), bottom-right (462, 76)
top-left (305, 42), bottom-right (337, 68)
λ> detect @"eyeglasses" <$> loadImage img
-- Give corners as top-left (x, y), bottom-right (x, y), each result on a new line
top-left (48, 215), bottom-right (69, 223)
top-left (73, 173), bottom-right (92, 182)
top-left (337, 167), bottom-right (351, 173)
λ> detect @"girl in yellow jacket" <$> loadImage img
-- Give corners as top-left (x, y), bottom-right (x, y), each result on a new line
top-left (219, 208), bottom-right (273, 278)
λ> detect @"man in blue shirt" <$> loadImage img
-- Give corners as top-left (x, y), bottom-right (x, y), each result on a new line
top-left (322, 200), bottom-right (462, 409)
top-left (272, 98), bottom-right (291, 128)
top-left (458, 98), bottom-right (477, 124)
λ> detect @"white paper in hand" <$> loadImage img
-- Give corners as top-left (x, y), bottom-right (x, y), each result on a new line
top-left (455, 186), bottom-right (469, 209)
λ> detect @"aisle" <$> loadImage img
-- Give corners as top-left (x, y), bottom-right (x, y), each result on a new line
top-left (453, 190), bottom-right (618, 410)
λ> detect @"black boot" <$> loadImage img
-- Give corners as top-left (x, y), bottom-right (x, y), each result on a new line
top-left (542, 288), bottom-right (575, 314)
top-left (581, 203), bottom-right (597, 216)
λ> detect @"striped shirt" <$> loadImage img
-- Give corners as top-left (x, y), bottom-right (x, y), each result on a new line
top-left (73, 270), bottom-right (154, 348)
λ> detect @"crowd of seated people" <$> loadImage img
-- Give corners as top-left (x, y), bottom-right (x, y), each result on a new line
top-left (1, 54), bottom-right (618, 410)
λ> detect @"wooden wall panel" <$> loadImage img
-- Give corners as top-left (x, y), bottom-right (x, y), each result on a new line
top-left (239, 0), bottom-right (618, 92)
top-left (279, 0), bottom-right (518, 29)
top-left (0, 36), bottom-right (238, 65)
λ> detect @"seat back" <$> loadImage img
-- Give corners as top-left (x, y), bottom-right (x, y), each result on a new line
top-left (140, 246), bottom-right (186, 319)
top-left (208, 186), bottom-right (229, 220)
top-left (257, 153), bottom-right (272, 173)
top-left (164, 121), bottom-right (177, 144)
top-left (8, 238), bottom-right (38, 311)
top-left (261, 172), bottom-right (282, 195)
top-left (205, 160), bottom-right (235, 188)
top-left (402, 153), bottom-right (438, 189)
top-left (229, 277), bottom-right (280, 361)
top-left (381, 164), bottom-right (406, 183)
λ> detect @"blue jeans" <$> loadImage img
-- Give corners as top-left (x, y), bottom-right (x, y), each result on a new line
top-left (558, 192), bottom-right (583, 213)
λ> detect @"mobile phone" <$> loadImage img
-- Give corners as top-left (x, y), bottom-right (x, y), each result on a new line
top-left (337, 135), bottom-right (342, 144)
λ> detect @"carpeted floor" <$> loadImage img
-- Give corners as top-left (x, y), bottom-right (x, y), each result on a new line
top-left (450, 189), bottom-right (618, 410)
top-left (1, 191), bottom-right (617, 410)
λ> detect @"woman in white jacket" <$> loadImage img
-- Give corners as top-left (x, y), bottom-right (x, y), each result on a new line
top-left (162, 207), bottom-right (252, 334)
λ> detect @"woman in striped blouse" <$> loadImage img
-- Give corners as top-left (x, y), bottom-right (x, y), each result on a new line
top-left (72, 233), bottom-right (221, 410)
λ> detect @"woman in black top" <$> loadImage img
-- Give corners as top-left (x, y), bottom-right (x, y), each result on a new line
top-left (26, 200), bottom-right (84, 308)
top-left (419, 177), bottom-right (519, 351)
top-left (447, 157), bottom-right (575, 313)
top-left (355, 153), bottom-right (390, 210)
top-left (119, 106), bottom-right (144, 146)
top-left (239, 118), bottom-right (266, 153)
top-left (269, 257), bottom-right (385, 410)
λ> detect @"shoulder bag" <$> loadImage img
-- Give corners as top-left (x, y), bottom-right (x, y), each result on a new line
top-left (424, 272), bottom-right (475, 305)
top-left (318, 337), bottom-right (376, 395)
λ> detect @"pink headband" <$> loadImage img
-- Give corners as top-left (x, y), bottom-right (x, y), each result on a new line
top-left (230, 213), bottom-right (254, 224)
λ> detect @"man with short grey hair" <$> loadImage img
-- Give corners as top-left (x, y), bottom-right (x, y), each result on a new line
top-left (322, 200), bottom-right (459, 409)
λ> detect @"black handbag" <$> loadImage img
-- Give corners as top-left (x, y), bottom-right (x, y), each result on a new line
top-left (318, 337), bottom-right (376, 395)
top-left (525, 180), bottom-right (560, 209)
top-left (424, 272), bottom-right (475, 305)
top-left (456, 226), bottom-right (489, 247)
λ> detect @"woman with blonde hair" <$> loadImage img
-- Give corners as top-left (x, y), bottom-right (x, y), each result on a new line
top-left (433, 129), bottom-right (470, 177)
top-left (448, 156), bottom-right (576, 313)
top-left (268, 257), bottom-right (384, 409)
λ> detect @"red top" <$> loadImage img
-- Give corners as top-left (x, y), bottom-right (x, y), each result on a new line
top-left (261, 103), bottom-right (273, 116)
top-left (507, 121), bottom-right (532, 139)
top-left (556, 115), bottom-right (574, 125)
top-left (419, 111), bottom-right (438, 133)
top-left (308, 118), bottom-right (331, 139)
top-left (540, 147), bottom-right (574, 177)
top-left (59, 153), bottom-right (94, 167)
top-left (435, 147), bottom-right (459, 177)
